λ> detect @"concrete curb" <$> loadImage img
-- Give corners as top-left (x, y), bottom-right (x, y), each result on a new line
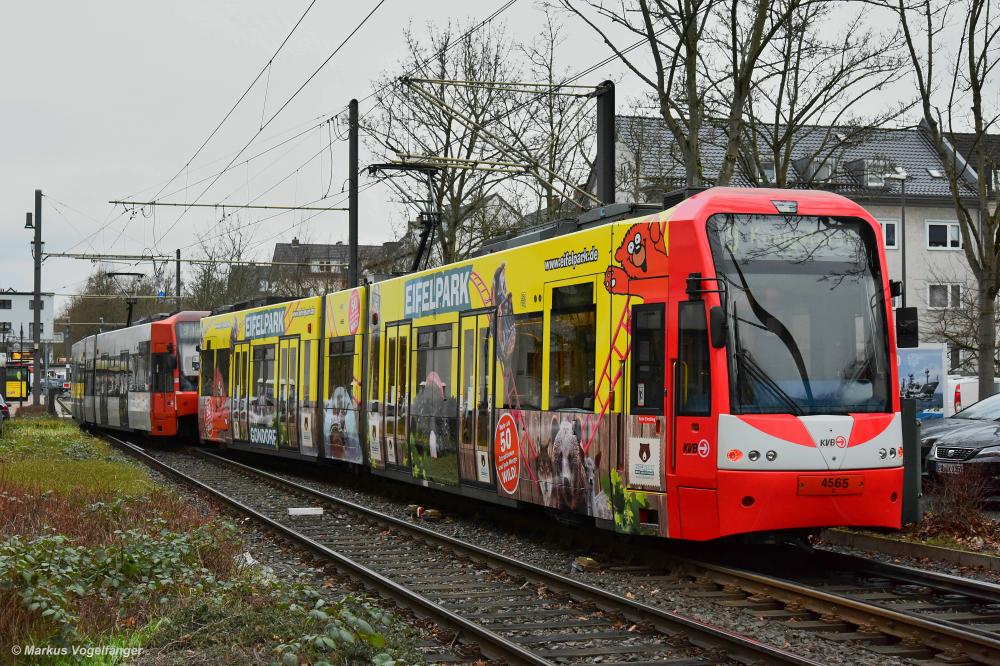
top-left (821, 528), bottom-right (1000, 572)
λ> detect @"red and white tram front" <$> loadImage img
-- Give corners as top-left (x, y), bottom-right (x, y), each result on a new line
top-left (667, 193), bottom-right (902, 539)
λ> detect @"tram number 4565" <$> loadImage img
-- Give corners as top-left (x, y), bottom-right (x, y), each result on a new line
top-left (797, 474), bottom-right (864, 496)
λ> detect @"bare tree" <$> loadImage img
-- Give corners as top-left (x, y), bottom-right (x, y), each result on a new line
top-left (506, 10), bottom-right (597, 220)
top-left (185, 214), bottom-right (258, 310)
top-left (58, 268), bottom-right (165, 341)
top-left (894, 0), bottom-right (1000, 397)
top-left (922, 274), bottom-right (998, 374)
top-left (563, 0), bottom-right (814, 187)
top-left (740, 0), bottom-right (911, 186)
top-left (365, 22), bottom-right (527, 266)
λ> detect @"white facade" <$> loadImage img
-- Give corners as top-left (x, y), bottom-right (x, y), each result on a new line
top-left (866, 202), bottom-right (974, 315)
top-left (0, 290), bottom-right (58, 349)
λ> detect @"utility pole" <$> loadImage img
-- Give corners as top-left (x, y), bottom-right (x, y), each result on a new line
top-left (595, 81), bottom-right (615, 206)
top-left (32, 190), bottom-right (42, 403)
top-left (175, 249), bottom-right (182, 312)
top-left (348, 98), bottom-right (359, 288)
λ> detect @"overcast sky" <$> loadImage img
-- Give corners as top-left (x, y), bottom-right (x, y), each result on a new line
top-left (0, 1), bottom-right (958, 315)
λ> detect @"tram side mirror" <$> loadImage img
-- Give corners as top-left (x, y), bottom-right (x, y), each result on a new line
top-left (889, 280), bottom-right (903, 298)
top-left (895, 307), bottom-right (919, 348)
top-left (709, 306), bottom-right (727, 349)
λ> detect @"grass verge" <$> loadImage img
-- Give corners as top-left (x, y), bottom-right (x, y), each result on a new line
top-left (0, 417), bottom-right (424, 664)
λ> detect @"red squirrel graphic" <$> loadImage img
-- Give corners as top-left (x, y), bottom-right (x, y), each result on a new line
top-left (603, 220), bottom-right (668, 298)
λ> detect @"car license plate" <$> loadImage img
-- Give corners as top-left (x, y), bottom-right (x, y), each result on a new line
top-left (937, 463), bottom-right (963, 474)
top-left (797, 474), bottom-right (864, 496)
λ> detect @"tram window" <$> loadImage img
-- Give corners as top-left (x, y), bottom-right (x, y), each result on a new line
top-left (678, 302), bottom-right (711, 416)
top-left (138, 341), bottom-right (151, 391)
top-left (216, 349), bottom-right (231, 396)
top-left (303, 340), bottom-right (311, 403)
top-left (252, 345), bottom-right (275, 404)
top-left (328, 337), bottom-right (355, 398)
top-left (199, 350), bottom-right (215, 397)
top-left (368, 331), bottom-right (380, 405)
top-left (497, 313), bottom-right (543, 410)
top-left (412, 324), bottom-right (457, 484)
top-left (152, 353), bottom-right (174, 393)
top-left (549, 284), bottom-right (596, 411)
top-left (386, 335), bottom-right (397, 404)
top-left (631, 303), bottom-right (665, 414)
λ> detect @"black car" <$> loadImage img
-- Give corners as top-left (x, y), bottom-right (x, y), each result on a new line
top-left (922, 392), bottom-right (1000, 495)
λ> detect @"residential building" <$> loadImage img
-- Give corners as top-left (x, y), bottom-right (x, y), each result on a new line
top-left (230, 238), bottom-right (406, 299)
top-left (0, 289), bottom-right (58, 353)
top-left (608, 116), bottom-right (998, 359)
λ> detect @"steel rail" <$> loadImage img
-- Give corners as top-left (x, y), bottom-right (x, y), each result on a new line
top-left (679, 558), bottom-right (1000, 665)
top-left (190, 448), bottom-right (819, 666)
top-left (103, 435), bottom-right (548, 666)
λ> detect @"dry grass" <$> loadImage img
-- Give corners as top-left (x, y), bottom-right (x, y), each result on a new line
top-left (903, 466), bottom-right (1000, 551)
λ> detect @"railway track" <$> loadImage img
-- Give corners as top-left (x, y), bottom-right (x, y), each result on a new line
top-left (105, 435), bottom-right (817, 666)
top-left (654, 551), bottom-right (1000, 666)
top-left (225, 451), bottom-right (1000, 666)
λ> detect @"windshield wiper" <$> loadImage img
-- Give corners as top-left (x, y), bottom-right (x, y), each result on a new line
top-left (733, 321), bottom-right (804, 415)
top-left (726, 247), bottom-right (814, 402)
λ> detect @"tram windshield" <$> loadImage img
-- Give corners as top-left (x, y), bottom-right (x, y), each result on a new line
top-left (707, 213), bottom-right (891, 415)
top-left (175, 321), bottom-right (201, 392)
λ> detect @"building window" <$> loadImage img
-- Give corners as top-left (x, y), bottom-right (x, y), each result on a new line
top-left (879, 220), bottom-right (898, 250)
top-left (0, 300), bottom-right (10, 310)
top-left (927, 283), bottom-right (962, 309)
top-left (29, 300), bottom-right (44, 310)
top-left (29, 323), bottom-right (44, 336)
top-left (927, 168), bottom-right (944, 178)
top-left (927, 221), bottom-right (962, 249)
top-left (759, 162), bottom-right (776, 184)
top-left (0, 322), bottom-right (10, 333)
top-left (865, 159), bottom-right (891, 188)
top-left (314, 260), bottom-right (332, 273)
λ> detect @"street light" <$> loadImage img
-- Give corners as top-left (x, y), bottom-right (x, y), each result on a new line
top-left (884, 170), bottom-right (909, 308)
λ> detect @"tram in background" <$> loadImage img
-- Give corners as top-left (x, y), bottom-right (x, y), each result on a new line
top-left (196, 186), bottom-right (916, 541)
top-left (70, 310), bottom-right (208, 436)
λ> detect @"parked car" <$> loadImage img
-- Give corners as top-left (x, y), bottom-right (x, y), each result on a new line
top-left (0, 395), bottom-right (6, 436)
top-left (922, 392), bottom-right (1000, 496)
top-left (39, 375), bottom-right (67, 394)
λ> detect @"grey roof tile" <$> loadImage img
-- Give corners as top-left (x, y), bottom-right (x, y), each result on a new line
top-left (616, 115), bottom-right (977, 199)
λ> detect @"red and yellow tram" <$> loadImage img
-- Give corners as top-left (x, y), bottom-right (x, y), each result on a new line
top-left (193, 188), bottom-right (913, 541)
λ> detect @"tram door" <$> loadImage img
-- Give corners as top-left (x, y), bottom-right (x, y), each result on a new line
top-left (623, 303), bottom-right (667, 492)
top-left (232, 342), bottom-right (250, 441)
top-left (672, 301), bottom-right (714, 483)
top-left (458, 312), bottom-right (494, 485)
top-left (278, 337), bottom-right (300, 450)
top-left (382, 323), bottom-right (410, 469)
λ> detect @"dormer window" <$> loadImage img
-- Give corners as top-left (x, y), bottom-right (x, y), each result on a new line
top-left (927, 168), bottom-right (944, 178)
top-left (759, 161), bottom-right (776, 184)
top-left (793, 156), bottom-right (837, 183)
